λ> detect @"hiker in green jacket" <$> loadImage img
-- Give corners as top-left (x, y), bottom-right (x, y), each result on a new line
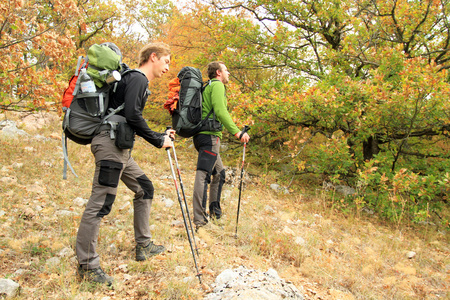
top-left (192, 61), bottom-right (250, 230)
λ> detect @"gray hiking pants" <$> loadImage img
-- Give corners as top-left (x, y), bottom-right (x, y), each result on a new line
top-left (76, 131), bottom-right (154, 269)
top-left (192, 134), bottom-right (226, 227)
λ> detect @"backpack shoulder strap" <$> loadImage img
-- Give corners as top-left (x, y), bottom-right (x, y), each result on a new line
top-left (201, 80), bottom-right (214, 121)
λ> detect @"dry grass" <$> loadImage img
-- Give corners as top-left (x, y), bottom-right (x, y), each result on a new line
top-left (0, 112), bottom-right (448, 299)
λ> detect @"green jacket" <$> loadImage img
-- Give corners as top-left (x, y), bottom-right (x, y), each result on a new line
top-left (199, 79), bottom-right (240, 139)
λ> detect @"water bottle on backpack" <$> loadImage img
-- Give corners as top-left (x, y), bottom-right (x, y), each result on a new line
top-left (79, 68), bottom-right (97, 93)
top-left (78, 68), bottom-right (101, 116)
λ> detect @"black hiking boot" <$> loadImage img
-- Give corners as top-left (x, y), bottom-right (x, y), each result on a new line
top-left (209, 201), bottom-right (222, 219)
top-left (136, 241), bottom-right (165, 261)
top-left (77, 265), bottom-right (114, 286)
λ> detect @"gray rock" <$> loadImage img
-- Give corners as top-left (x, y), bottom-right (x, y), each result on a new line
top-left (46, 257), bottom-right (61, 267)
top-left (205, 266), bottom-right (304, 300)
top-left (0, 279), bottom-right (20, 298)
top-left (175, 266), bottom-right (189, 274)
top-left (163, 198), bottom-right (175, 208)
top-left (270, 184), bottom-right (289, 194)
top-left (123, 274), bottom-right (132, 281)
top-left (13, 269), bottom-right (25, 278)
top-left (335, 185), bottom-right (356, 196)
top-left (171, 220), bottom-right (184, 227)
top-left (73, 197), bottom-right (88, 207)
top-left (56, 210), bottom-right (78, 217)
top-left (270, 184), bottom-right (280, 191)
top-left (58, 247), bottom-right (75, 258)
top-left (12, 163), bottom-right (23, 169)
top-left (107, 244), bottom-right (118, 255)
top-left (294, 236), bottom-right (306, 246)
top-left (215, 268), bottom-right (238, 286)
top-left (0, 177), bottom-right (17, 185)
top-left (0, 120), bottom-right (28, 138)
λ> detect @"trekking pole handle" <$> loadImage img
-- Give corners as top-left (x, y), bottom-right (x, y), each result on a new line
top-left (239, 125), bottom-right (250, 140)
top-left (166, 126), bottom-right (175, 141)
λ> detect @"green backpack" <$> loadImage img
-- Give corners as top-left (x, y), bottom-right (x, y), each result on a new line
top-left (86, 43), bottom-right (122, 88)
top-left (61, 42), bottom-right (135, 179)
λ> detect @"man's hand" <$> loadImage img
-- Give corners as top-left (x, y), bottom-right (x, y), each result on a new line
top-left (165, 129), bottom-right (176, 140)
top-left (161, 135), bottom-right (173, 148)
top-left (235, 131), bottom-right (250, 143)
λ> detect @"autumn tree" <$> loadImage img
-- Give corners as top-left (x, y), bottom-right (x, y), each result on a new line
top-left (0, 0), bottom-right (80, 112)
top-left (0, 0), bottom-right (127, 113)
top-left (196, 0), bottom-right (450, 222)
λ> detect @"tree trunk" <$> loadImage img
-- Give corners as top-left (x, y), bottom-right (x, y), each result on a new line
top-left (363, 136), bottom-right (379, 161)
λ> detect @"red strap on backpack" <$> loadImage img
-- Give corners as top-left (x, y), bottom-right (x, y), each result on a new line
top-left (62, 56), bottom-right (88, 109)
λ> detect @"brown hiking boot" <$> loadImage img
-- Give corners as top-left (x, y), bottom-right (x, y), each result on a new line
top-left (136, 241), bottom-right (165, 261)
top-left (77, 265), bottom-right (114, 286)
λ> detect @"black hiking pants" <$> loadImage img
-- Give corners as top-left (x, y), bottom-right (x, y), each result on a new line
top-left (192, 134), bottom-right (226, 227)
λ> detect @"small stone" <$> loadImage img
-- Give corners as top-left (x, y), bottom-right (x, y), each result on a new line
top-left (264, 205), bottom-right (275, 213)
top-left (175, 266), bottom-right (188, 274)
top-left (58, 247), bottom-right (75, 258)
top-left (171, 220), bottom-right (184, 227)
top-left (22, 207), bottom-right (35, 219)
top-left (56, 210), bottom-right (78, 216)
top-left (215, 269), bottom-right (238, 285)
top-left (265, 268), bottom-right (280, 279)
top-left (335, 185), bottom-right (356, 196)
top-left (107, 244), bottom-right (118, 255)
top-left (73, 197), bottom-right (88, 207)
top-left (119, 202), bottom-right (130, 211)
top-left (163, 198), bottom-right (175, 208)
top-left (270, 184), bottom-right (280, 191)
top-left (118, 264), bottom-right (128, 272)
top-left (12, 163), bottom-right (23, 169)
top-left (26, 184), bottom-right (45, 194)
top-left (46, 257), bottom-right (61, 267)
top-left (295, 236), bottom-right (306, 246)
top-left (0, 279), bottom-right (20, 298)
top-left (407, 251), bottom-right (416, 259)
top-left (0, 177), bottom-right (17, 185)
top-left (282, 226), bottom-right (295, 236)
top-left (123, 274), bottom-right (132, 281)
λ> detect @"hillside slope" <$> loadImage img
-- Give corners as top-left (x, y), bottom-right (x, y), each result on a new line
top-left (0, 112), bottom-right (448, 299)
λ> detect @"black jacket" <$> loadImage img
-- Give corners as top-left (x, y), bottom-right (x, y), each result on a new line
top-left (109, 70), bottom-right (164, 148)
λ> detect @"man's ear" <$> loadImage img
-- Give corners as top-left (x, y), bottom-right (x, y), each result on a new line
top-left (150, 52), bottom-right (158, 62)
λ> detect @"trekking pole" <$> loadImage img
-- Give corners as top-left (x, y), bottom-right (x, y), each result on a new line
top-left (168, 130), bottom-right (200, 258)
top-left (235, 125), bottom-right (250, 238)
top-left (165, 131), bottom-right (202, 284)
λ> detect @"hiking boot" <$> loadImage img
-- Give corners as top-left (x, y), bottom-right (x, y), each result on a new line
top-left (209, 201), bottom-right (222, 220)
top-left (77, 265), bottom-right (114, 286)
top-left (136, 241), bottom-right (165, 261)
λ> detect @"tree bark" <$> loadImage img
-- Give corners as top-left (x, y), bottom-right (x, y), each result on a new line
top-left (363, 136), bottom-right (379, 161)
